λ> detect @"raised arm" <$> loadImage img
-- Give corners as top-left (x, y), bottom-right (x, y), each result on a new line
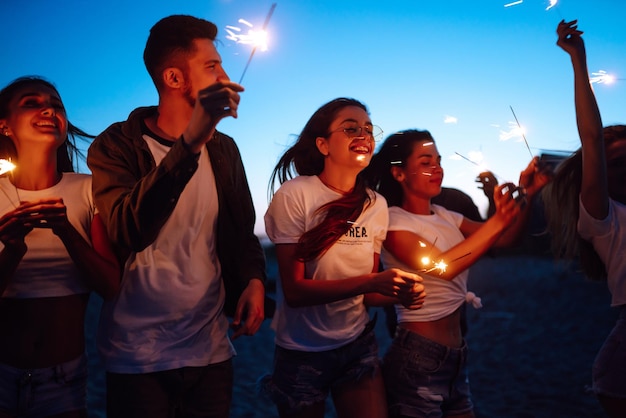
top-left (384, 182), bottom-right (521, 281)
top-left (557, 19), bottom-right (607, 219)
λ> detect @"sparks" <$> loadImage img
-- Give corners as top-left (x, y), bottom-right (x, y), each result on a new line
top-left (509, 106), bottom-right (533, 158)
top-left (545, 0), bottom-right (557, 11)
top-left (504, 0), bottom-right (523, 7)
top-left (228, 3), bottom-right (277, 84)
top-left (590, 70), bottom-right (616, 85)
top-left (422, 259), bottom-right (448, 275)
top-left (0, 159), bottom-right (16, 176)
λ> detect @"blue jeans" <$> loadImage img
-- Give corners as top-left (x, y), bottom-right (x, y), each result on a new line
top-left (106, 359), bottom-right (233, 418)
top-left (261, 318), bottom-right (381, 414)
top-left (0, 354), bottom-right (88, 417)
top-left (592, 305), bottom-right (626, 399)
top-left (382, 327), bottom-right (473, 418)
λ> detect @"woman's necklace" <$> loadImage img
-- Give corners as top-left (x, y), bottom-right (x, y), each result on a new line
top-left (0, 172), bottom-right (20, 208)
top-left (318, 175), bottom-right (352, 195)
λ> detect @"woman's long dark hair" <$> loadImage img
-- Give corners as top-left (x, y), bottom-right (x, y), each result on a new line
top-left (363, 129), bottom-right (436, 206)
top-left (542, 125), bottom-right (626, 280)
top-left (0, 76), bottom-right (93, 173)
top-left (268, 98), bottom-right (373, 262)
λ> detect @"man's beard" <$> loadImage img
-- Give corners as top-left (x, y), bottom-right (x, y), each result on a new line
top-left (182, 81), bottom-right (196, 109)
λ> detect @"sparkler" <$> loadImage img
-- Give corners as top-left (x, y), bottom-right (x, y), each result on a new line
top-left (419, 252), bottom-right (472, 276)
top-left (0, 159), bottom-right (15, 176)
top-left (509, 106), bottom-right (533, 158)
top-left (453, 152), bottom-right (504, 182)
top-left (590, 70), bottom-right (618, 85)
top-left (229, 3), bottom-right (277, 84)
top-left (0, 158), bottom-right (19, 208)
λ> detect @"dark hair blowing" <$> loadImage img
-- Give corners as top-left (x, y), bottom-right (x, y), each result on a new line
top-left (143, 15), bottom-right (218, 91)
top-left (268, 98), bottom-right (374, 262)
top-left (0, 76), bottom-right (92, 173)
top-left (363, 129), bottom-right (436, 207)
top-left (542, 124), bottom-right (626, 280)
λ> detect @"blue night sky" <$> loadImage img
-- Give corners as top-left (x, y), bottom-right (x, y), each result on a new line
top-left (3, 0), bottom-right (625, 235)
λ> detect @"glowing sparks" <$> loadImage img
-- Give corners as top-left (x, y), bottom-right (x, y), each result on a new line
top-left (498, 121), bottom-right (525, 142)
top-left (227, 3), bottom-right (277, 84)
top-left (504, 0), bottom-right (523, 7)
top-left (590, 70), bottom-right (616, 85)
top-left (422, 259), bottom-right (448, 274)
top-left (545, 0), bottom-right (557, 11)
top-left (509, 106), bottom-right (533, 158)
top-left (0, 159), bottom-right (16, 176)
top-left (225, 20), bottom-right (269, 52)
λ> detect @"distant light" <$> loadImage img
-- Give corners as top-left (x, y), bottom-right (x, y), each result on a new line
top-left (504, 0), bottom-right (523, 7)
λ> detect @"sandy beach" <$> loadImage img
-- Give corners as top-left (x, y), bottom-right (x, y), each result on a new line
top-left (85, 253), bottom-right (615, 418)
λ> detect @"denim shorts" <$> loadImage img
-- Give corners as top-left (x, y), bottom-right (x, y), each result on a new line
top-left (592, 305), bottom-right (626, 399)
top-left (0, 354), bottom-right (88, 417)
top-left (382, 327), bottom-right (473, 418)
top-left (260, 319), bottom-right (381, 414)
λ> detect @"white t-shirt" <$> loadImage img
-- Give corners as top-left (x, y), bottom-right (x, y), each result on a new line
top-left (0, 173), bottom-right (92, 298)
top-left (578, 196), bottom-right (626, 307)
top-left (382, 204), bottom-right (467, 322)
top-left (264, 175), bottom-right (388, 351)
top-left (97, 135), bottom-right (233, 374)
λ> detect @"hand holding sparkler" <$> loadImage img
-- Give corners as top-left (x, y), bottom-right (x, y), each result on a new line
top-left (0, 207), bottom-right (31, 254)
top-left (518, 156), bottom-right (553, 199)
top-left (183, 81), bottom-right (245, 153)
top-left (372, 268), bottom-right (423, 301)
top-left (556, 19), bottom-right (585, 60)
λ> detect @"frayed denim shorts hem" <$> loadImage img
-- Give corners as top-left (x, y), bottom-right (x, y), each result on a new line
top-left (382, 327), bottom-right (473, 418)
top-left (260, 318), bottom-right (380, 414)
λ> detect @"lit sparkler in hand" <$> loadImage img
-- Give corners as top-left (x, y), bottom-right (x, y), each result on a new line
top-left (0, 158), bottom-right (19, 208)
top-left (0, 159), bottom-right (16, 176)
top-left (226, 3), bottom-right (277, 84)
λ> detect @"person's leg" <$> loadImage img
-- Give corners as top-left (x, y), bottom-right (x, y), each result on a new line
top-left (261, 345), bottom-right (331, 418)
top-left (332, 367), bottom-right (387, 418)
top-left (331, 319), bottom-right (387, 418)
top-left (180, 359), bottom-right (234, 418)
top-left (592, 309), bottom-right (626, 418)
top-left (106, 371), bottom-right (173, 418)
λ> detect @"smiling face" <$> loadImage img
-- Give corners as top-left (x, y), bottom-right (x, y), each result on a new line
top-left (316, 105), bottom-right (375, 173)
top-left (0, 81), bottom-right (67, 153)
top-left (392, 140), bottom-right (444, 200)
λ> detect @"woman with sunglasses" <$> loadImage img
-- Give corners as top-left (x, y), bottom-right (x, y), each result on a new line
top-left (263, 97), bottom-right (425, 418)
